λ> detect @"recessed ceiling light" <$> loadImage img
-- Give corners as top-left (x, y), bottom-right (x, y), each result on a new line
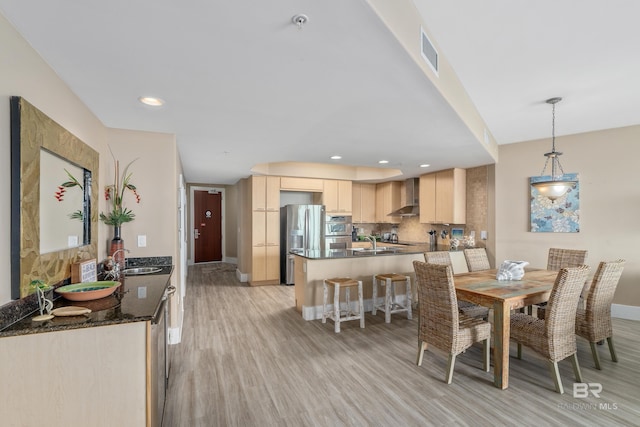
top-left (378, 160), bottom-right (389, 164)
top-left (138, 96), bottom-right (165, 107)
top-left (330, 155), bottom-right (342, 160)
top-left (420, 164), bottom-right (430, 168)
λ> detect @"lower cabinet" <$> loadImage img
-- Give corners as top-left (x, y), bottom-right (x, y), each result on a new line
top-left (251, 245), bottom-right (280, 284)
top-left (0, 321), bottom-right (164, 426)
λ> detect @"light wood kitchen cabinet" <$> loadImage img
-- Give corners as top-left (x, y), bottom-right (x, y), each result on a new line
top-left (419, 168), bottom-right (466, 224)
top-left (252, 245), bottom-right (280, 283)
top-left (252, 175), bottom-right (280, 211)
top-left (352, 183), bottom-right (376, 223)
top-left (323, 180), bottom-right (352, 214)
top-left (375, 181), bottom-right (402, 224)
top-left (280, 176), bottom-right (324, 192)
top-left (250, 175), bottom-right (280, 285)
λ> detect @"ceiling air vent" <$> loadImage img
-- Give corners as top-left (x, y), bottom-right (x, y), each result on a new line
top-left (420, 27), bottom-right (438, 76)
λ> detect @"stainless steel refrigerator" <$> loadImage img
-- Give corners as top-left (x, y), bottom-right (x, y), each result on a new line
top-left (280, 204), bottom-right (325, 284)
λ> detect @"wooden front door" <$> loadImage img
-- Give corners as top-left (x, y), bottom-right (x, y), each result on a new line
top-left (194, 190), bottom-right (222, 263)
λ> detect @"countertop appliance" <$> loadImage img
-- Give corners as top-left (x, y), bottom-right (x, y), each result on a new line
top-left (281, 204), bottom-right (325, 285)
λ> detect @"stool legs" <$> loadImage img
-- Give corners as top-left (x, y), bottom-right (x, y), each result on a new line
top-left (334, 283), bottom-right (341, 333)
top-left (322, 279), bottom-right (364, 333)
top-left (385, 278), bottom-right (392, 324)
top-left (373, 275), bottom-right (412, 323)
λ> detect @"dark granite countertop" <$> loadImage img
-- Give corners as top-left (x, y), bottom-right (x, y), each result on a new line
top-left (293, 247), bottom-right (427, 260)
top-left (0, 264), bottom-right (173, 338)
top-left (293, 244), bottom-right (475, 260)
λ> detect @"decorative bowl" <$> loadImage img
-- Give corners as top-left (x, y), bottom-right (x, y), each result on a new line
top-left (55, 281), bottom-right (121, 301)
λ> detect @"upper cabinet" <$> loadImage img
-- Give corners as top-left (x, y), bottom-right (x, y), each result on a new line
top-left (323, 180), bottom-right (352, 214)
top-left (279, 177), bottom-right (324, 192)
top-left (375, 181), bottom-right (402, 224)
top-left (352, 183), bottom-right (376, 223)
top-left (419, 168), bottom-right (466, 224)
top-left (252, 175), bottom-right (280, 211)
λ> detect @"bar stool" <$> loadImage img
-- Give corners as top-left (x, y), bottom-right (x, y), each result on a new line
top-left (372, 273), bottom-right (412, 323)
top-left (322, 278), bottom-right (364, 333)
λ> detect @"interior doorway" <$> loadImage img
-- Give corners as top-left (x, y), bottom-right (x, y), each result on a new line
top-left (192, 188), bottom-right (223, 263)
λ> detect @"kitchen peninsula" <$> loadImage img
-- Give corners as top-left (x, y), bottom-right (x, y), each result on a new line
top-left (293, 247), bottom-right (427, 320)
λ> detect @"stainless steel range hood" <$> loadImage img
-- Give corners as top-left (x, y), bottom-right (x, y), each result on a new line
top-left (388, 178), bottom-right (420, 217)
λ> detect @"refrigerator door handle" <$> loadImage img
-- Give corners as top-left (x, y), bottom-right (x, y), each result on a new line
top-left (304, 208), bottom-right (309, 250)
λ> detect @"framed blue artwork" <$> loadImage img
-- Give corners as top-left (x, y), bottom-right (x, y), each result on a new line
top-left (530, 173), bottom-right (580, 233)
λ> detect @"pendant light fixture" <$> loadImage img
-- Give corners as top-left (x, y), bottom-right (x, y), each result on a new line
top-left (531, 97), bottom-right (576, 200)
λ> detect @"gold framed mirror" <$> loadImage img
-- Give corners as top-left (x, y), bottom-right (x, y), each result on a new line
top-left (10, 97), bottom-right (99, 298)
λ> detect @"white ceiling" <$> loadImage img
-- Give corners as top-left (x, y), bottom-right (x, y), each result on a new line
top-left (2, 1), bottom-right (639, 185)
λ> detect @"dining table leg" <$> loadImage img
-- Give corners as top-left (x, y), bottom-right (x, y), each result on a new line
top-left (492, 301), bottom-right (511, 389)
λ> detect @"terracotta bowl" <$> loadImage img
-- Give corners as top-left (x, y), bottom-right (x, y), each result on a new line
top-left (55, 281), bottom-right (121, 302)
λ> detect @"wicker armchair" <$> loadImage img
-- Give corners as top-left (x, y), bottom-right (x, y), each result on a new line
top-left (575, 259), bottom-right (625, 369)
top-left (463, 248), bottom-right (490, 272)
top-left (424, 251), bottom-right (489, 318)
top-left (413, 261), bottom-right (490, 384)
top-left (510, 265), bottom-right (591, 394)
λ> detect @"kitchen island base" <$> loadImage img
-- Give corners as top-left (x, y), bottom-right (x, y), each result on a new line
top-left (294, 253), bottom-right (423, 321)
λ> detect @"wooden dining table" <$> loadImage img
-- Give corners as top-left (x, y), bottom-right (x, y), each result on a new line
top-left (453, 268), bottom-right (559, 389)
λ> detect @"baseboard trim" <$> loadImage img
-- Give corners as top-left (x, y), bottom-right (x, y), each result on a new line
top-left (224, 256), bottom-right (237, 264)
top-left (612, 304), bottom-right (640, 320)
top-left (168, 327), bottom-right (181, 345)
top-left (236, 269), bottom-right (248, 283)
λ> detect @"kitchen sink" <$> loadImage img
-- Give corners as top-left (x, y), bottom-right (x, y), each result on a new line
top-left (348, 247), bottom-right (390, 252)
top-left (351, 249), bottom-right (398, 255)
top-left (122, 267), bottom-right (163, 276)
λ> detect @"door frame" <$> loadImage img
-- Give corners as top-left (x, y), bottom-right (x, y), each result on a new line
top-left (189, 185), bottom-right (226, 265)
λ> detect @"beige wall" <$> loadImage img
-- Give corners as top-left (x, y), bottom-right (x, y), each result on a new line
top-left (0, 14), bottom-right (108, 304)
top-left (496, 126), bottom-right (640, 306)
top-left (107, 129), bottom-right (183, 329)
top-left (0, 15), bottom-right (183, 308)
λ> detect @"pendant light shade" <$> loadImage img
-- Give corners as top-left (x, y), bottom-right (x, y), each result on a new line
top-left (531, 97), bottom-right (576, 200)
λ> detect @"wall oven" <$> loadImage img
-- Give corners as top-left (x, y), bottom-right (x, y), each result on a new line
top-left (323, 215), bottom-right (352, 251)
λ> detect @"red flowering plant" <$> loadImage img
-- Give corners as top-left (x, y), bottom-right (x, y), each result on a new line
top-left (55, 168), bottom-right (84, 220)
top-left (100, 153), bottom-right (141, 226)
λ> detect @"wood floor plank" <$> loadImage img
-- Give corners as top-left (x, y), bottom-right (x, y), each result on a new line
top-left (163, 264), bottom-right (640, 426)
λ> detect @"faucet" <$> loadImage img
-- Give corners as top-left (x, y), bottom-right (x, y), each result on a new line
top-left (364, 235), bottom-right (377, 251)
top-left (109, 248), bottom-right (130, 278)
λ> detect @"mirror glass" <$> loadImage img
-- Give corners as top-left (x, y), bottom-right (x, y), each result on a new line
top-left (39, 149), bottom-right (90, 253)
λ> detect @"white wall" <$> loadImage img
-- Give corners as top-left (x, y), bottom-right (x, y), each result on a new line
top-left (495, 125), bottom-right (640, 306)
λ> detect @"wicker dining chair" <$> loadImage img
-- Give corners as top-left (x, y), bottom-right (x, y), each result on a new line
top-left (413, 261), bottom-right (490, 384)
top-left (510, 265), bottom-right (591, 394)
top-left (531, 248), bottom-right (589, 315)
top-left (424, 251), bottom-right (489, 319)
top-left (575, 259), bottom-right (625, 370)
top-left (463, 248), bottom-right (491, 272)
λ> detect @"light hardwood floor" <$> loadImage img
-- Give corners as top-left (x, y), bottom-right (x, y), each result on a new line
top-left (163, 263), bottom-right (640, 426)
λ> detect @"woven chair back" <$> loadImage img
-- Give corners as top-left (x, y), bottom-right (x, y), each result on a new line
top-left (547, 248), bottom-right (588, 271)
top-left (545, 265), bottom-right (591, 360)
top-left (413, 261), bottom-right (459, 352)
top-left (585, 259), bottom-right (625, 333)
top-left (464, 248), bottom-right (491, 272)
top-left (424, 251), bottom-right (452, 266)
